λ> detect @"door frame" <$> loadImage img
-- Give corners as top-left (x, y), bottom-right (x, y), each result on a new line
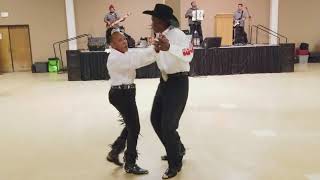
top-left (0, 24), bottom-right (33, 72)
top-left (0, 26), bottom-right (14, 72)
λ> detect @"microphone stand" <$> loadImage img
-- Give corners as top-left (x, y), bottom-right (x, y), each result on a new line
top-left (246, 7), bottom-right (253, 44)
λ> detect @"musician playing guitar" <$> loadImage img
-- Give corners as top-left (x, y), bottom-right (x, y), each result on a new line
top-left (104, 5), bottom-right (130, 43)
top-left (233, 3), bottom-right (248, 45)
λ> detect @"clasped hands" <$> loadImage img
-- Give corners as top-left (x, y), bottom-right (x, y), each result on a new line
top-left (151, 34), bottom-right (170, 53)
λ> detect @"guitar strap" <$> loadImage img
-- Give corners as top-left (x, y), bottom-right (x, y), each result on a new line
top-left (238, 11), bottom-right (244, 20)
top-left (114, 12), bottom-right (118, 20)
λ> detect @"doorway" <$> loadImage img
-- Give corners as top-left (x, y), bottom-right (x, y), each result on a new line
top-left (0, 25), bottom-right (32, 73)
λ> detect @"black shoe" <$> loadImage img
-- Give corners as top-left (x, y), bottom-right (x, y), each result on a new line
top-left (177, 163), bottom-right (182, 172)
top-left (124, 164), bottom-right (149, 175)
top-left (162, 168), bottom-right (179, 179)
top-left (106, 151), bottom-right (123, 166)
top-left (161, 147), bottom-right (186, 161)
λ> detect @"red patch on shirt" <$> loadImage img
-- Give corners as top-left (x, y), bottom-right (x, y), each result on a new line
top-left (183, 49), bottom-right (187, 56)
top-left (182, 44), bottom-right (194, 56)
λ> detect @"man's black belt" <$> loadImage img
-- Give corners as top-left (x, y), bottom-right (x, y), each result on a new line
top-left (111, 84), bottom-right (136, 90)
top-left (167, 72), bottom-right (189, 78)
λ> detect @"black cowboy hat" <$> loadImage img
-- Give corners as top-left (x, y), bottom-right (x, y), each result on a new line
top-left (143, 4), bottom-right (179, 27)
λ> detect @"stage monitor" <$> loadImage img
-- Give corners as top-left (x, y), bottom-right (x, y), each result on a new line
top-left (202, 37), bottom-right (222, 49)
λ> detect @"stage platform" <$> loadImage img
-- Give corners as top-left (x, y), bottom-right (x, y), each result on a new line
top-left (66, 43), bottom-right (295, 81)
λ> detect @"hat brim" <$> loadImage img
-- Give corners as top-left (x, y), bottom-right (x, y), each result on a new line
top-left (143, 10), bottom-right (179, 26)
top-left (142, 10), bottom-right (154, 16)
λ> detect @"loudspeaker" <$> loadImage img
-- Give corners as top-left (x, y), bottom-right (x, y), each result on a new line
top-left (202, 37), bottom-right (222, 49)
top-left (88, 37), bottom-right (106, 51)
top-left (280, 43), bottom-right (295, 72)
top-left (67, 50), bottom-right (81, 69)
top-left (66, 50), bottom-right (81, 81)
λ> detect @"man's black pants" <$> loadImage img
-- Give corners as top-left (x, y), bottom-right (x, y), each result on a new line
top-left (108, 87), bottom-right (139, 164)
top-left (190, 23), bottom-right (203, 43)
top-left (151, 75), bottom-right (189, 169)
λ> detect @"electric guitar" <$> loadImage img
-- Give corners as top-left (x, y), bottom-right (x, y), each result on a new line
top-left (234, 7), bottom-right (251, 27)
top-left (233, 20), bottom-right (241, 27)
top-left (106, 13), bottom-right (131, 29)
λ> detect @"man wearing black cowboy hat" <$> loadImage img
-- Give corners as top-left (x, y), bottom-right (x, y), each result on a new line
top-left (143, 4), bottom-right (194, 179)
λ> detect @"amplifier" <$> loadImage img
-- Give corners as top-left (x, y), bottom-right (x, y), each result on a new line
top-left (88, 37), bottom-right (106, 51)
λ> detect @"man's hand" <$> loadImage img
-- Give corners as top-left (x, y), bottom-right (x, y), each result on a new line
top-left (154, 46), bottom-right (160, 53)
top-left (155, 34), bottom-right (170, 51)
top-left (149, 38), bottom-right (160, 53)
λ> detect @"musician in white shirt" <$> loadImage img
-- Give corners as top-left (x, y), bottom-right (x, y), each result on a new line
top-left (185, 1), bottom-right (203, 43)
top-left (143, 4), bottom-right (194, 179)
top-left (105, 29), bottom-right (157, 175)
